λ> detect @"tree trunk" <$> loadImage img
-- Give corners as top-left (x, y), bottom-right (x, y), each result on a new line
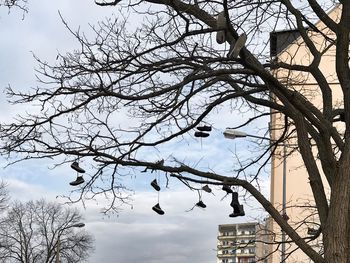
top-left (323, 157), bottom-right (350, 263)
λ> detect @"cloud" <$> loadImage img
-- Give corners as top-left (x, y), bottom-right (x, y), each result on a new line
top-left (1, 159), bottom-right (269, 263)
top-left (84, 194), bottom-right (220, 263)
top-left (81, 189), bottom-right (267, 263)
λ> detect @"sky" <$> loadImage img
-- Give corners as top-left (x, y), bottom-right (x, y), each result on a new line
top-left (0, 1), bottom-right (270, 262)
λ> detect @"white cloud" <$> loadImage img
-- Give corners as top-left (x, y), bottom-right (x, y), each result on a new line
top-left (84, 210), bottom-right (215, 262)
top-left (80, 189), bottom-right (267, 263)
top-left (5, 178), bottom-right (55, 201)
top-left (2, 161), bottom-right (269, 263)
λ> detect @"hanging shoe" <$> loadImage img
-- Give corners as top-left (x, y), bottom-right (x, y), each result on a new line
top-left (69, 176), bottom-right (85, 186)
top-left (196, 200), bottom-right (207, 208)
top-left (70, 162), bottom-right (85, 173)
top-left (227, 33), bottom-right (247, 58)
top-left (307, 227), bottom-right (318, 236)
top-left (194, 131), bottom-right (210, 138)
top-left (202, 184), bottom-right (212, 193)
top-left (216, 11), bottom-right (226, 44)
top-left (222, 184), bottom-right (233, 194)
top-left (281, 212), bottom-right (289, 221)
top-left (197, 125), bottom-right (212, 132)
top-left (152, 203), bottom-right (165, 215)
top-left (150, 179), bottom-right (161, 191)
top-left (229, 204), bottom-right (245, 217)
top-left (230, 192), bottom-right (240, 208)
top-left (216, 31), bottom-right (226, 44)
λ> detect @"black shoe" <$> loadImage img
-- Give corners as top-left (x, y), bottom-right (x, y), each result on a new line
top-left (222, 185), bottom-right (233, 194)
top-left (150, 179), bottom-right (161, 191)
top-left (69, 176), bottom-right (85, 186)
top-left (196, 200), bottom-right (207, 208)
top-left (230, 192), bottom-right (240, 208)
top-left (197, 125), bottom-right (212, 132)
top-left (229, 205), bottom-right (245, 217)
top-left (71, 162), bottom-right (85, 173)
top-left (194, 131), bottom-right (209, 138)
top-left (202, 185), bottom-right (212, 193)
top-left (281, 212), bottom-right (289, 221)
top-left (152, 203), bottom-right (165, 215)
top-left (307, 227), bottom-right (318, 236)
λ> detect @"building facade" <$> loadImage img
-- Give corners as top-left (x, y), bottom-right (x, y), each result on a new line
top-left (268, 5), bottom-right (342, 263)
top-left (217, 223), bottom-right (269, 263)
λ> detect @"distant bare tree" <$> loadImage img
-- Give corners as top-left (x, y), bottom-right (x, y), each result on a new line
top-left (0, 199), bottom-right (94, 263)
top-left (0, 0), bottom-right (27, 12)
top-left (0, 0), bottom-right (349, 262)
top-left (0, 180), bottom-right (9, 211)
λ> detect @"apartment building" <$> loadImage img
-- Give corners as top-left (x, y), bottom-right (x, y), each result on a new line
top-left (217, 223), bottom-right (269, 263)
top-left (268, 4), bottom-right (341, 263)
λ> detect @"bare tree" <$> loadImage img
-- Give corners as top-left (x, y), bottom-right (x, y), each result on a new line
top-left (0, 180), bottom-right (9, 211)
top-left (0, 0), bottom-right (28, 12)
top-left (0, 199), bottom-right (94, 263)
top-left (0, 0), bottom-right (349, 262)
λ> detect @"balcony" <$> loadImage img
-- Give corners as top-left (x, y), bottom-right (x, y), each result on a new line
top-left (236, 251), bottom-right (255, 257)
top-left (217, 253), bottom-right (235, 259)
top-left (217, 244), bottom-right (231, 249)
top-left (236, 232), bottom-right (255, 238)
top-left (218, 235), bottom-right (236, 240)
top-left (236, 242), bottom-right (255, 248)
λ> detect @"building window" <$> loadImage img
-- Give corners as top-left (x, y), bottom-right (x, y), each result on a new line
top-left (238, 258), bottom-right (255, 263)
top-left (249, 248), bottom-right (255, 254)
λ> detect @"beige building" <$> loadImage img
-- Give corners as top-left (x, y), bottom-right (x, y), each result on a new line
top-left (217, 223), bottom-right (270, 263)
top-left (268, 5), bottom-right (342, 263)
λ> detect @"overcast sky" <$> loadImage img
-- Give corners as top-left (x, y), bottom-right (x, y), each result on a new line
top-left (0, 1), bottom-right (270, 262)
